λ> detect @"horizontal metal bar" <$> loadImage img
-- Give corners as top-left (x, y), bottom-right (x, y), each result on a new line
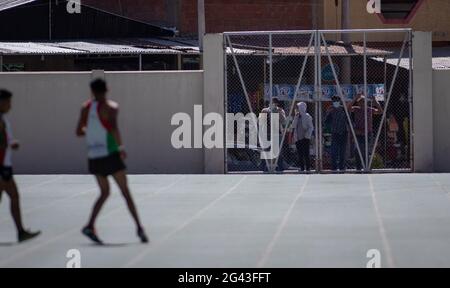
top-left (0, 52), bottom-right (199, 56)
top-left (224, 30), bottom-right (315, 36)
top-left (224, 28), bottom-right (412, 36)
top-left (319, 28), bottom-right (412, 33)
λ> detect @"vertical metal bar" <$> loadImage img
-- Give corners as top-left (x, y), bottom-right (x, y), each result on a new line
top-left (408, 31), bottom-right (414, 171)
top-left (269, 34), bottom-right (273, 106)
top-left (223, 35), bottom-right (229, 174)
top-left (320, 33), bottom-right (366, 170)
top-left (369, 33), bottom-right (408, 168)
top-left (49, 0), bottom-right (52, 40)
top-left (314, 30), bottom-right (320, 172)
top-left (263, 56), bottom-right (267, 89)
top-left (269, 33), bottom-right (274, 172)
top-left (364, 32), bottom-right (369, 172)
top-left (197, 0), bottom-right (205, 51)
top-left (177, 54), bottom-right (182, 70)
top-left (139, 54), bottom-right (143, 71)
top-left (0, 55), bottom-right (3, 72)
top-left (384, 56), bottom-right (388, 166)
top-left (317, 30), bottom-right (323, 172)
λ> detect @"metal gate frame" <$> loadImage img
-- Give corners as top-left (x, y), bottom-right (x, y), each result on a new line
top-left (224, 28), bottom-right (413, 174)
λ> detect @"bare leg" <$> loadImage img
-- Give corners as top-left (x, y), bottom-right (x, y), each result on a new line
top-left (112, 170), bottom-right (143, 230)
top-left (3, 179), bottom-right (25, 233)
top-left (86, 175), bottom-right (110, 229)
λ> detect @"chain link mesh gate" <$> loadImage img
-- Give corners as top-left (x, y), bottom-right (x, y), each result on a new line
top-left (224, 29), bottom-right (413, 174)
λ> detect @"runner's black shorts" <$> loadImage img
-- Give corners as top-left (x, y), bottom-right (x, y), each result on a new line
top-left (88, 153), bottom-right (126, 177)
top-left (0, 166), bottom-right (13, 182)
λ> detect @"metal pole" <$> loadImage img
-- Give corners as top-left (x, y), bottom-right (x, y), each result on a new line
top-left (384, 56), bottom-right (388, 166)
top-left (139, 54), bottom-right (142, 71)
top-left (223, 35), bottom-right (228, 174)
top-left (49, 0), bottom-right (52, 40)
top-left (314, 30), bottom-right (320, 172)
top-left (0, 55), bottom-right (3, 72)
top-left (197, 0), bottom-right (205, 51)
top-left (341, 0), bottom-right (351, 43)
top-left (269, 33), bottom-right (274, 172)
top-left (263, 57), bottom-right (267, 89)
top-left (341, 0), bottom-right (351, 87)
top-left (177, 54), bottom-right (182, 70)
top-left (364, 32), bottom-right (369, 172)
top-left (317, 30), bottom-right (323, 172)
top-left (269, 34), bottom-right (273, 106)
top-left (408, 31), bottom-right (414, 171)
top-left (312, 0), bottom-right (318, 29)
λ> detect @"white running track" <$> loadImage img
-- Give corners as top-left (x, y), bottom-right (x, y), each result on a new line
top-left (1, 174), bottom-right (450, 268)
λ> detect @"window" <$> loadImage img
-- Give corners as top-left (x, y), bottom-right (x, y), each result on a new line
top-left (378, 0), bottom-right (424, 23)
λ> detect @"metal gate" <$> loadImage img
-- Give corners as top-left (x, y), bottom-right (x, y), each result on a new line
top-left (224, 29), bottom-right (413, 173)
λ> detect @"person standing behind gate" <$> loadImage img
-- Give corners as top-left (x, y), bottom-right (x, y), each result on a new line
top-left (293, 102), bottom-right (314, 172)
top-left (259, 98), bottom-right (286, 172)
top-left (350, 94), bottom-right (383, 171)
top-left (325, 96), bottom-right (349, 172)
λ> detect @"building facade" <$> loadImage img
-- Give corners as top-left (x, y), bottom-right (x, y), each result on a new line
top-left (323, 0), bottom-right (450, 43)
top-left (83, 0), bottom-right (317, 35)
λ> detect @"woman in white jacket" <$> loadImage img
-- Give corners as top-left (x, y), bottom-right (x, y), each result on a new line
top-left (293, 102), bottom-right (314, 172)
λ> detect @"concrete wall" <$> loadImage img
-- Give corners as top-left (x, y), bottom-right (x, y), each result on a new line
top-left (433, 69), bottom-right (450, 172)
top-left (203, 34), bottom-right (224, 174)
top-left (413, 31), bottom-right (434, 172)
top-left (0, 71), bottom-right (204, 174)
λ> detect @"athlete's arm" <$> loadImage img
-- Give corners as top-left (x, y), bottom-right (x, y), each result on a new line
top-left (10, 141), bottom-right (20, 150)
top-left (108, 104), bottom-right (126, 159)
top-left (76, 105), bottom-right (89, 137)
top-left (5, 121), bottom-right (20, 150)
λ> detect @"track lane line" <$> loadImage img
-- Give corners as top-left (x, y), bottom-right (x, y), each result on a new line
top-left (257, 175), bottom-right (309, 268)
top-left (123, 175), bottom-right (248, 268)
top-left (368, 174), bottom-right (395, 268)
top-left (0, 175), bottom-right (186, 267)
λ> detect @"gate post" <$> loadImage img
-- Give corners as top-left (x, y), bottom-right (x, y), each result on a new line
top-left (413, 31), bottom-right (434, 172)
top-left (203, 34), bottom-right (225, 174)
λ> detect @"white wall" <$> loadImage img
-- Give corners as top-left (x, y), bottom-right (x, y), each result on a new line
top-left (413, 31), bottom-right (434, 172)
top-left (433, 69), bottom-right (450, 172)
top-left (0, 71), bottom-right (204, 174)
top-left (203, 34), bottom-right (225, 174)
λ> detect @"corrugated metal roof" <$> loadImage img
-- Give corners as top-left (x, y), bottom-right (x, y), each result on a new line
top-left (228, 44), bottom-right (392, 56)
top-left (432, 57), bottom-right (450, 70)
top-left (0, 0), bottom-right (37, 12)
top-left (373, 47), bottom-right (450, 70)
top-left (375, 57), bottom-right (450, 70)
top-left (0, 38), bottom-right (200, 55)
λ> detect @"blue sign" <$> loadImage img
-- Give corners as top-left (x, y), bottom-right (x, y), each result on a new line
top-left (264, 84), bottom-right (385, 101)
top-left (321, 85), bottom-right (335, 99)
